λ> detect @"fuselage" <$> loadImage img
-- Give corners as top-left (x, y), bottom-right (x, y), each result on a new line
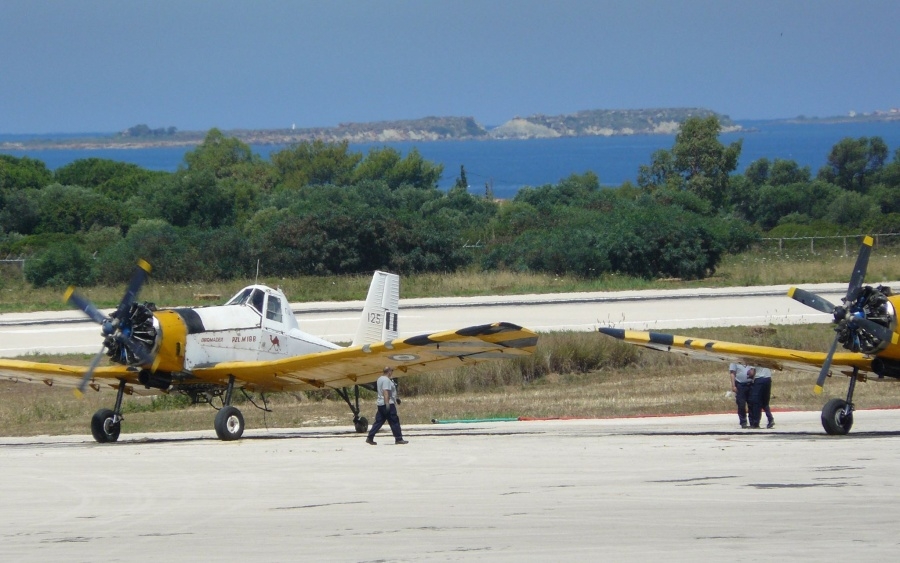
top-left (141, 285), bottom-right (340, 380)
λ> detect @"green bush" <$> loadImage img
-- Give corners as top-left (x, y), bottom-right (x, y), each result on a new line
top-left (24, 241), bottom-right (97, 288)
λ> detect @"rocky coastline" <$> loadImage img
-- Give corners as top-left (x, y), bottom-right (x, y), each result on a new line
top-left (3, 107), bottom-right (742, 150)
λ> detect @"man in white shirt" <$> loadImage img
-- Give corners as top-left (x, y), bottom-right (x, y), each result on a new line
top-left (729, 362), bottom-right (753, 429)
top-left (366, 366), bottom-right (409, 445)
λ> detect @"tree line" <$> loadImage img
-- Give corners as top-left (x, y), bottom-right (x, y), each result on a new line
top-left (1, 118), bottom-right (899, 288)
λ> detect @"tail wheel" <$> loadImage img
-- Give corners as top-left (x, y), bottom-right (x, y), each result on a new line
top-left (354, 416), bottom-right (369, 433)
top-left (91, 408), bottom-right (121, 443)
top-left (215, 406), bottom-right (245, 441)
top-left (822, 398), bottom-right (853, 435)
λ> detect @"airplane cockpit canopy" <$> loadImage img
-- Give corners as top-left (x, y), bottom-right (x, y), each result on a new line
top-left (226, 287), bottom-right (265, 313)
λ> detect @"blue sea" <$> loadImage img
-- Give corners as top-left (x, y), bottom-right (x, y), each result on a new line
top-left (3, 120), bottom-right (900, 199)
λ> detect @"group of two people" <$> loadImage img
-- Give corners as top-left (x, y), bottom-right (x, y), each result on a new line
top-left (367, 362), bottom-right (777, 441)
top-left (729, 362), bottom-right (775, 429)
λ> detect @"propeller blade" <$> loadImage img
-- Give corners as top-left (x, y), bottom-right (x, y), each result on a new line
top-left (854, 316), bottom-right (898, 345)
top-left (116, 259), bottom-right (152, 318)
top-left (118, 334), bottom-right (154, 365)
top-left (815, 335), bottom-right (841, 395)
top-left (74, 344), bottom-right (107, 398)
top-left (787, 287), bottom-right (836, 315)
top-left (64, 286), bottom-right (108, 325)
top-left (846, 235), bottom-right (874, 301)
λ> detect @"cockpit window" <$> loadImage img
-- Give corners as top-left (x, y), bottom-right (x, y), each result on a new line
top-left (226, 287), bottom-right (265, 313)
top-left (226, 288), bottom-right (253, 306)
top-left (265, 295), bottom-right (283, 322)
top-left (249, 289), bottom-right (265, 313)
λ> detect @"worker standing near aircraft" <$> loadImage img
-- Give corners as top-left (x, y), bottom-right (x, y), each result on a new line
top-left (748, 366), bottom-right (775, 429)
top-left (366, 367), bottom-right (409, 445)
top-left (729, 362), bottom-right (753, 429)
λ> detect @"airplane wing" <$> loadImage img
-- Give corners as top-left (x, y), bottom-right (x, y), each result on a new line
top-left (0, 360), bottom-right (143, 392)
top-left (192, 321), bottom-right (538, 392)
top-left (598, 328), bottom-right (873, 376)
top-left (0, 322), bottom-right (536, 395)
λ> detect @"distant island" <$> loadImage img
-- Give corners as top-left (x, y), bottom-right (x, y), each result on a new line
top-left (4, 106), bottom-right (899, 151)
top-left (783, 108), bottom-right (900, 125)
top-left (0, 107), bottom-right (742, 151)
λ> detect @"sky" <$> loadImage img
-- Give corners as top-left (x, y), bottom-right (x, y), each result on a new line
top-left (2, 0), bottom-right (898, 134)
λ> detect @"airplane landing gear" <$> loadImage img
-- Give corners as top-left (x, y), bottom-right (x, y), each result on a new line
top-left (821, 367), bottom-right (858, 435)
top-left (336, 385), bottom-right (370, 433)
top-left (215, 375), bottom-right (245, 441)
top-left (91, 408), bottom-right (121, 442)
top-left (91, 379), bottom-right (127, 443)
top-left (215, 406), bottom-right (244, 440)
top-left (822, 399), bottom-right (853, 435)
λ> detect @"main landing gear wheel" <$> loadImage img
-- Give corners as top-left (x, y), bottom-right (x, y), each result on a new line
top-left (215, 406), bottom-right (245, 441)
top-left (822, 398), bottom-right (854, 435)
top-left (354, 417), bottom-right (369, 433)
top-left (91, 408), bottom-right (121, 443)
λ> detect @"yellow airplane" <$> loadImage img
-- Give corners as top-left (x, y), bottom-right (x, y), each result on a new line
top-left (0, 262), bottom-right (537, 442)
top-left (599, 236), bottom-right (899, 435)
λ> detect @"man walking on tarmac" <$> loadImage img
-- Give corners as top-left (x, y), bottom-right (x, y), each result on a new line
top-left (366, 366), bottom-right (409, 445)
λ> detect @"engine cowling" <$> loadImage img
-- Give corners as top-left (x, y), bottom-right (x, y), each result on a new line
top-left (104, 302), bottom-right (161, 366)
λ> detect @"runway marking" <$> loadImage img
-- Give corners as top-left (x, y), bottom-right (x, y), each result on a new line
top-left (0, 326), bottom-right (98, 335)
top-left (0, 345), bottom-right (96, 354)
top-left (301, 314), bottom-right (424, 323)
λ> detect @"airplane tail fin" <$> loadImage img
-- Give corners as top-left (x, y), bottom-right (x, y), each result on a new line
top-left (352, 271), bottom-right (400, 347)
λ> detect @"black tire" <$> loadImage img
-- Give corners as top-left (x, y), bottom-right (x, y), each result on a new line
top-left (91, 408), bottom-right (121, 443)
top-left (822, 398), bottom-right (853, 435)
top-left (354, 416), bottom-right (369, 433)
top-left (215, 406), bottom-right (245, 441)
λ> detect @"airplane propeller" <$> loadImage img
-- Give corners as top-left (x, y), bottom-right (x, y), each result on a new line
top-left (65, 259), bottom-right (155, 397)
top-left (787, 236), bottom-right (892, 394)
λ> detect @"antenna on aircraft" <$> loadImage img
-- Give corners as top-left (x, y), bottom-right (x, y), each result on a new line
top-left (255, 259), bottom-right (260, 285)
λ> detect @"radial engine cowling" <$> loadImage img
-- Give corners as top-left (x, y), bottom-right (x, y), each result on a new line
top-left (104, 302), bottom-right (161, 366)
top-left (836, 285), bottom-right (897, 355)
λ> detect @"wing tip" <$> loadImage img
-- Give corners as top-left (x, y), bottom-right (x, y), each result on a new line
top-left (598, 327), bottom-right (625, 339)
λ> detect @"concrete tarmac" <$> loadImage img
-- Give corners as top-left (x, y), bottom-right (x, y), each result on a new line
top-left (3, 410), bottom-right (900, 562)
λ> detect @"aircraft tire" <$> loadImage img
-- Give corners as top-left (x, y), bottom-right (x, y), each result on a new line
top-left (91, 408), bottom-right (121, 443)
top-left (821, 398), bottom-right (853, 435)
top-left (354, 417), bottom-right (369, 433)
top-left (215, 406), bottom-right (245, 441)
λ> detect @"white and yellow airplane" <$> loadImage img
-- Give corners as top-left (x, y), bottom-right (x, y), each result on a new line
top-left (0, 262), bottom-right (538, 442)
top-left (599, 236), bottom-right (899, 435)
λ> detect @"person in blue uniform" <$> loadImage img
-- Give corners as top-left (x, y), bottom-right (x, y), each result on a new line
top-left (366, 366), bottom-right (409, 445)
top-left (748, 366), bottom-right (774, 429)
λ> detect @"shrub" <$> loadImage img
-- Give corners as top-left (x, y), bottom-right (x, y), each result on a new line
top-left (24, 241), bottom-right (97, 288)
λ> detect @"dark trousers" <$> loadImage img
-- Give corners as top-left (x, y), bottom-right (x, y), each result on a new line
top-left (367, 404), bottom-right (403, 441)
top-left (749, 378), bottom-right (773, 427)
top-left (735, 382), bottom-right (752, 425)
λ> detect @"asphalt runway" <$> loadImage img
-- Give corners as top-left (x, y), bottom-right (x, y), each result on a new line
top-left (3, 410), bottom-right (900, 561)
top-left (0, 283), bottom-right (860, 357)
